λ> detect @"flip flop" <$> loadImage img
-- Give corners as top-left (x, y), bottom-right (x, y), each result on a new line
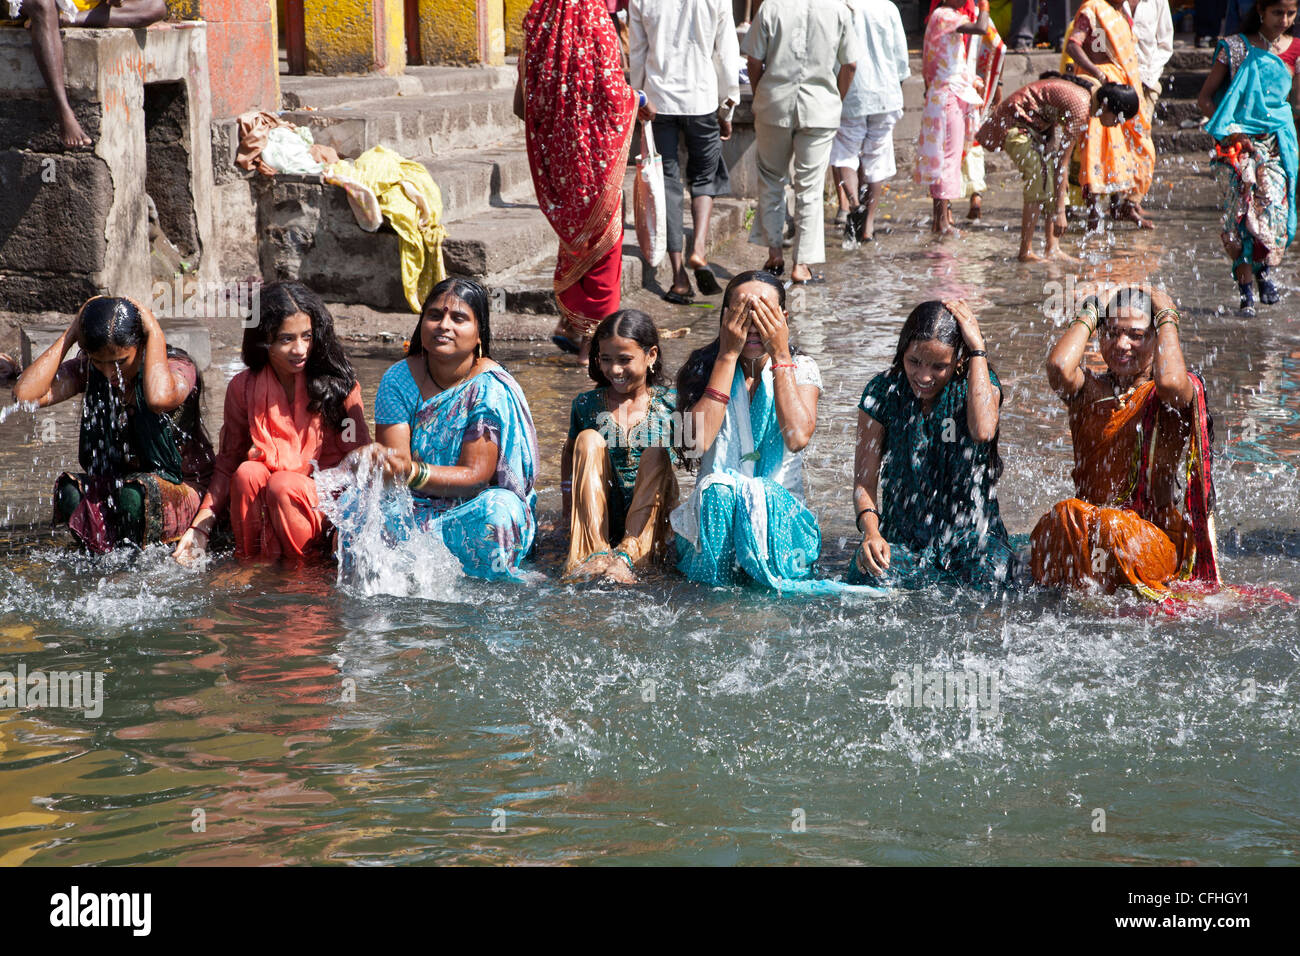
top-left (761, 263), bottom-right (784, 277)
top-left (551, 333), bottom-right (581, 354)
top-left (693, 268), bottom-right (723, 296)
top-left (663, 290), bottom-right (694, 305)
top-left (789, 273), bottom-right (826, 285)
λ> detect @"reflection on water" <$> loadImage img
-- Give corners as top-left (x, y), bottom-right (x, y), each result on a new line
top-left (0, 168), bottom-right (1298, 865)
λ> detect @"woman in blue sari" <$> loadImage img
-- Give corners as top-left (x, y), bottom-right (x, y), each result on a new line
top-left (670, 270), bottom-right (856, 594)
top-left (1196, 0), bottom-right (1300, 316)
top-left (347, 277), bottom-right (538, 580)
top-left (847, 299), bottom-right (1016, 590)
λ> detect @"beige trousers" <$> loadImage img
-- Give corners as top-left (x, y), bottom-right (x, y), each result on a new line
top-left (749, 121), bottom-right (837, 266)
top-left (564, 430), bottom-right (679, 575)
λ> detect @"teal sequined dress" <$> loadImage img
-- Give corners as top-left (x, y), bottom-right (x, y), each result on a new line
top-left (848, 367), bottom-right (1017, 589)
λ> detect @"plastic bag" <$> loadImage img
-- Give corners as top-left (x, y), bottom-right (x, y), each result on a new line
top-left (634, 121), bottom-right (666, 268)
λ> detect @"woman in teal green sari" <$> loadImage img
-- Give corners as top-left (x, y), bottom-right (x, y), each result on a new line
top-left (848, 299), bottom-right (1016, 589)
top-left (1195, 0), bottom-right (1300, 315)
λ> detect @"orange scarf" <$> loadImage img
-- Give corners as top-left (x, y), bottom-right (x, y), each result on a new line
top-left (246, 364), bottom-right (323, 475)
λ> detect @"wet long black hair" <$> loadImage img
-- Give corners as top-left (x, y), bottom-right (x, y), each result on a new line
top-left (892, 300), bottom-right (1001, 474)
top-left (79, 295), bottom-right (206, 409)
top-left (408, 277), bottom-right (492, 360)
top-left (241, 281), bottom-right (356, 430)
top-left (1038, 71), bottom-right (1139, 122)
top-left (588, 309), bottom-right (666, 388)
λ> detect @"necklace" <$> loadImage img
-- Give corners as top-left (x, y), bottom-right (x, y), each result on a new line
top-left (423, 354), bottom-right (475, 394)
top-left (1257, 31), bottom-right (1288, 55)
top-left (1108, 372), bottom-right (1147, 408)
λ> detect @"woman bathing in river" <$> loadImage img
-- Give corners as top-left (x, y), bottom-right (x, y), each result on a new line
top-left (849, 300), bottom-right (1017, 590)
top-left (669, 271), bottom-right (833, 592)
top-left (342, 277), bottom-right (539, 581)
top-left (12, 296), bottom-right (213, 553)
top-left (173, 282), bottom-right (370, 565)
top-left (562, 310), bottom-right (679, 585)
top-left (1031, 286), bottom-right (1220, 598)
top-left (1196, 0), bottom-right (1300, 317)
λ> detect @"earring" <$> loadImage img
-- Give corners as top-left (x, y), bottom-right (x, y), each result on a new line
top-left (475, 342), bottom-right (482, 359)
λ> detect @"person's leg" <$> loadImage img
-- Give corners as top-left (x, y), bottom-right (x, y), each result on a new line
top-left (437, 487), bottom-right (533, 581)
top-left (20, 0), bottom-right (91, 148)
top-left (653, 117), bottom-right (691, 298)
top-left (263, 470), bottom-right (326, 560)
top-left (1019, 201), bottom-right (1042, 261)
top-left (830, 117), bottom-right (864, 241)
top-left (964, 145), bottom-right (986, 220)
top-left (789, 125), bottom-right (836, 280)
top-left (1195, 0), bottom-right (1226, 44)
top-left (114, 484), bottom-right (146, 545)
top-left (682, 112), bottom-right (727, 275)
top-left (81, 0), bottom-right (166, 27)
top-left (230, 460), bottom-right (272, 558)
top-left (1047, 0), bottom-right (1072, 47)
top-left (751, 120), bottom-right (795, 272)
top-left (932, 99), bottom-right (964, 235)
top-left (564, 428), bottom-right (618, 577)
top-left (676, 481), bottom-right (740, 586)
top-left (603, 446), bottom-right (679, 583)
top-left (1007, 0), bottom-right (1035, 48)
top-left (859, 111), bottom-right (900, 240)
top-left (53, 474), bottom-right (82, 524)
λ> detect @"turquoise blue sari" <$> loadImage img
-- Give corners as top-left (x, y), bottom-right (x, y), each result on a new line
top-left (671, 358), bottom-right (884, 596)
top-left (342, 362), bottom-right (538, 581)
top-left (847, 368), bottom-right (1018, 590)
top-left (1207, 35), bottom-right (1299, 264)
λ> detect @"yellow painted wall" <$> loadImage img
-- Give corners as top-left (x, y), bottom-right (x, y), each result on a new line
top-left (418, 0), bottom-right (479, 65)
top-left (505, 0), bottom-right (527, 55)
top-left (306, 0), bottom-right (406, 75)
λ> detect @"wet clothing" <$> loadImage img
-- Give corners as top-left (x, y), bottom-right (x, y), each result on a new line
top-left (978, 77), bottom-right (1091, 204)
top-left (523, 0), bottom-right (638, 335)
top-left (916, 6), bottom-right (984, 200)
top-left (847, 367), bottom-right (1016, 590)
top-left (350, 360), bottom-right (538, 580)
top-left (1207, 34), bottom-right (1300, 272)
top-left (1030, 373), bottom-right (1220, 598)
top-left (202, 366), bottom-right (370, 560)
top-left (53, 353), bottom-right (212, 552)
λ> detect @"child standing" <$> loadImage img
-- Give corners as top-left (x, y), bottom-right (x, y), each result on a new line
top-left (916, 0), bottom-right (991, 235)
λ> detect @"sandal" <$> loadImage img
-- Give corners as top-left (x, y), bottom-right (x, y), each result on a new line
top-left (693, 267), bottom-right (723, 296)
top-left (663, 289), bottom-right (694, 305)
top-left (761, 262), bottom-right (784, 277)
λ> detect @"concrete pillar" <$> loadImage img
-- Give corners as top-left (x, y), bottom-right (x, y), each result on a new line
top-left (504, 0), bottom-right (528, 56)
top-left (305, 0), bottom-right (407, 75)
top-left (164, 0), bottom-right (278, 119)
top-left (418, 0), bottom-right (504, 65)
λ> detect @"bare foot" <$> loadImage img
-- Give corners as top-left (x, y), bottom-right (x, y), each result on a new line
top-left (1046, 248), bottom-right (1080, 264)
top-left (1117, 202), bottom-right (1155, 229)
top-left (790, 264), bottom-right (814, 282)
top-left (686, 253), bottom-right (709, 271)
top-left (1018, 251), bottom-right (1045, 263)
top-left (563, 551), bottom-right (615, 582)
top-left (58, 108), bottom-right (92, 150)
top-left (967, 195), bottom-right (982, 220)
top-left (601, 558), bottom-right (637, 585)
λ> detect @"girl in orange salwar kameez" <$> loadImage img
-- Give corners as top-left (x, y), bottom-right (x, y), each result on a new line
top-left (1063, 0), bottom-right (1156, 229)
top-left (1031, 286), bottom-right (1220, 599)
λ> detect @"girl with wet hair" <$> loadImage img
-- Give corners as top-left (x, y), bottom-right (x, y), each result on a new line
top-left (339, 276), bottom-right (539, 581)
top-left (562, 309), bottom-right (680, 584)
top-left (173, 281), bottom-right (371, 565)
top-left (12, 295), bottom-right (213, 553)
top-left (670, 270), bottom-right (856, 593)
top-left (850, 299), bottom-right (1016, 589)
top-left (1033, 285), bottom-right (1221, 598)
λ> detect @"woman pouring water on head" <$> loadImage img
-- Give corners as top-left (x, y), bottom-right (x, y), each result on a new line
top-left (12, 295), bottom-right (213, 553)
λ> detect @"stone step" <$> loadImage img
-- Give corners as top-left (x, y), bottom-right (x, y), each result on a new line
top-left (1155, 98), bottom-right (1206, 125)
top-left (282, 88), bottom-right (521, 162)
top-left (280, 65), bottom-right (515, 111)
top-left (1154, 129), bottom-right (1214, 154)
top-left (416, 141), bottom-right (534, 221)
top-left (490, 254), bottom-right (644, 316)
top-left (442, 202), bottom-right (558, 278)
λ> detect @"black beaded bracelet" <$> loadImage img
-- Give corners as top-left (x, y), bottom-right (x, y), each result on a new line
top-left (967, 349), bottom-right (987, 358)
top-left (856, 507), bottom-right (880, 533)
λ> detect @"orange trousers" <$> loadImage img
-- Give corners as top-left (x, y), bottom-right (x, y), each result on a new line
top-left (1030, 498), bottom-right (1179, 596)
top-left (231, 460), bottom-right (326, 560)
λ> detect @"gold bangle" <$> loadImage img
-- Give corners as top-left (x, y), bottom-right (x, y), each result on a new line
top-left (1154, 307), bottom-right (1179, 329)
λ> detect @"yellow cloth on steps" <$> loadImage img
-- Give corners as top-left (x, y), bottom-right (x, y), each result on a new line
top-left (324, 145), bottom-right (447, 313)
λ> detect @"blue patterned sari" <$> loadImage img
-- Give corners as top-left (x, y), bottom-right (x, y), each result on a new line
top-left (344, 362), bottom-right (538, 581)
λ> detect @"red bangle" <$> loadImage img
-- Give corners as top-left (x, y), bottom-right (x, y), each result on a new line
top-left (771, 362), bottom-right (797, 369)
top-left (703, 387), bottom-right (730, 406)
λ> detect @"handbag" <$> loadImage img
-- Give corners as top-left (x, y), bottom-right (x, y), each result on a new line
top-left (634, 120), bottom-right (666, 268)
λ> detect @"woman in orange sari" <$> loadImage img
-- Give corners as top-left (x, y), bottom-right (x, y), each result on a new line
top-left (1063, 0), bottom-right (1155, 229)
top-left (515, 0), bottom-right (656, 359)
top-left (1031, 286), bottom-right (1220, 600)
